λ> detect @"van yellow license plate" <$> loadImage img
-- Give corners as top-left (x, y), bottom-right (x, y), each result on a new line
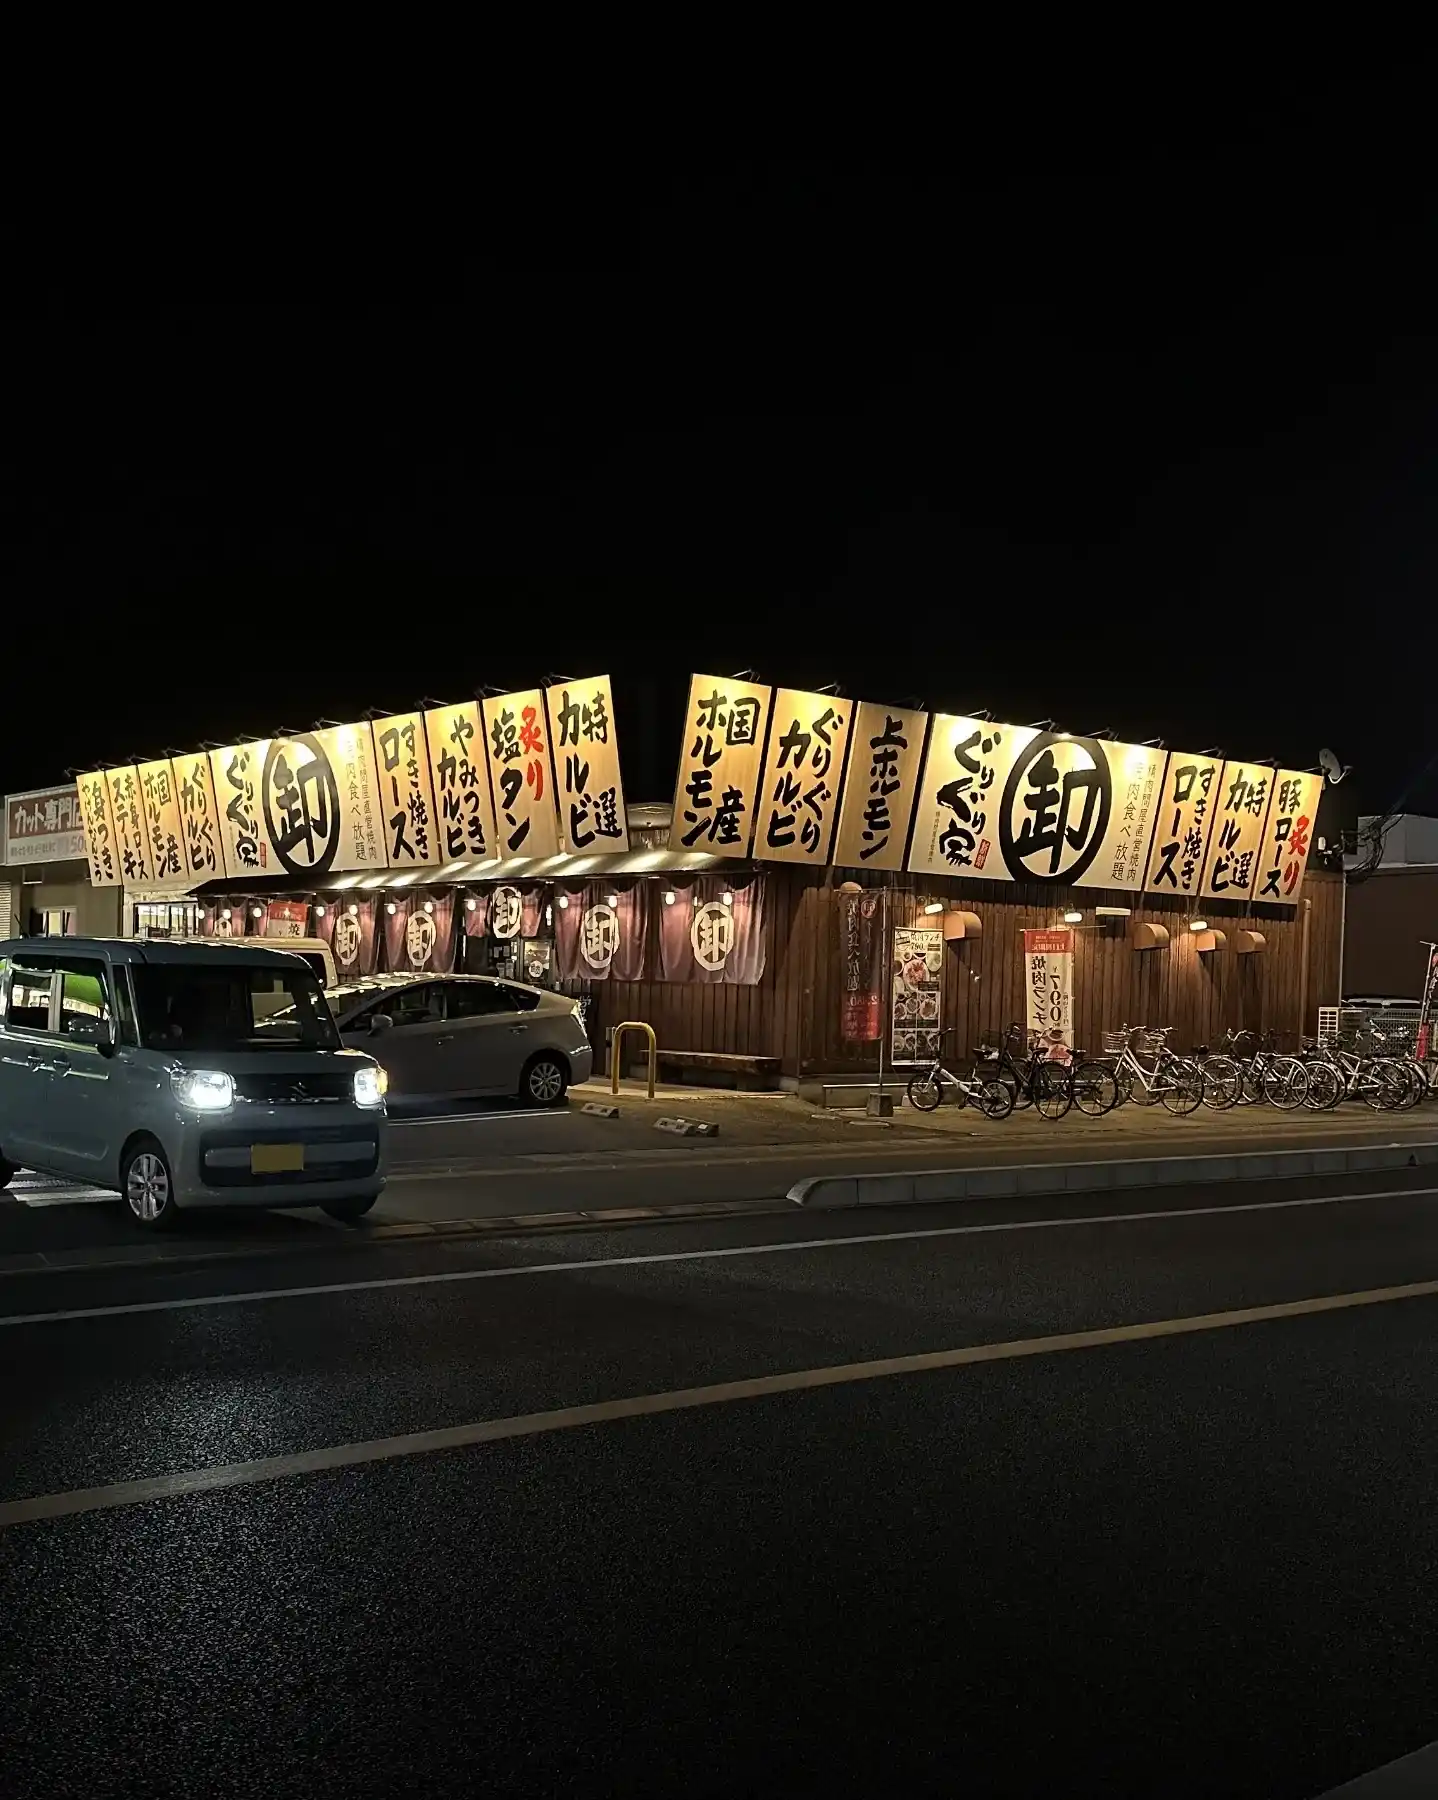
top-left (251, 1143), bottom-right (305, 1174)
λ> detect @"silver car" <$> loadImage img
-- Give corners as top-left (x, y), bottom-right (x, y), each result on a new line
top-left (0, 937), bottom-right (388, 1229)
top-left (332, 975), bottom-right (592, 1110)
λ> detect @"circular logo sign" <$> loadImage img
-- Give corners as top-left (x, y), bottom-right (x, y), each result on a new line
top-left (489, 885), bottom-right (524, 939)
top-left (999, 731), bottom-right (1112, 885)
top-left (579, 902), bottom-right (619, 972)
top-left (690, 900), bottom-right (734, 973)
top-left (262, 734), bottom-right (341, 878)
top-left (332, 912), bottom-right (362, 969)
top-left (405, 911), bottom-right (436, 968)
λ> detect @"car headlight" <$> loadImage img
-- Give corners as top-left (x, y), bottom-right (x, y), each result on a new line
top-left (353, 1065), bottom-right (387, 1108)
top-left (171, 1068), bottom-right (235, 1112)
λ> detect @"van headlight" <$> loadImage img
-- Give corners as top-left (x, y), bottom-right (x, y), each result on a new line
top-left (171, 1068), bottom-right (235, 1112)
top-left (353, 1065), bottom-right (388, 1108)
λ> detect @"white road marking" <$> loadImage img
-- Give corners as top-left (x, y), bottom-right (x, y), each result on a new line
top-left (0, 1184), bottom-right (1434, 1329)
top-left (6, 1273), bottom-right (1438, 1527)
top-left (15, 1189), bottom-right (116, 1208)
top-left (389, 1110), bottom-right (565, 1128)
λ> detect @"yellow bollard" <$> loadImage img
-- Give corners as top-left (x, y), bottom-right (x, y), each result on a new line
top-left (611, 1021), bottom-right (658, 1101)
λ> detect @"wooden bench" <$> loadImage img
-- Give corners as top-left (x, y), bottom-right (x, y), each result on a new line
top-left (650, 1049), bottom-right (783, 1092)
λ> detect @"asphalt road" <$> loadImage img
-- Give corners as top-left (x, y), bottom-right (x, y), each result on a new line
top-left (6, 1172), bottom-right (1438, 1794)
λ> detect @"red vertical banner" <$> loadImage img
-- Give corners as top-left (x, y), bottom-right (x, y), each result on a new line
top-left (839, 892), bottom-right (884, 1041)
top-left (1022, 928), bottom-right (1075, 1051)
top-left (381, 898), bottom-right (411, 971)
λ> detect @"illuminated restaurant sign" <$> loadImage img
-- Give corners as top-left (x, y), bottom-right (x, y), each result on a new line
top-left (74, 677), bottom-right (1321, 905)
top-left (669, 674), bottom-right (774, 859)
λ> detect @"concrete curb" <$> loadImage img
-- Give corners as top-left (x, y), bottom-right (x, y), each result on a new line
top-left (787, 1142), bottom-right (1438, 1209)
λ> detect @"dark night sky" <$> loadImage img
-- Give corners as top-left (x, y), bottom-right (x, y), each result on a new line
top-left (5, 90), bottom-right (1434, 823)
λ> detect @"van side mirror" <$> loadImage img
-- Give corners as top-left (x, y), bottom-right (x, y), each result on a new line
top-left (369, 1013), bottom-right (394, 1037)
top-left (96, 1019), bottom-right (117, 1058)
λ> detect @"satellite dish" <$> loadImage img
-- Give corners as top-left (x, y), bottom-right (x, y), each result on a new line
top-left (1318, 747), bottom-right (1349, 785)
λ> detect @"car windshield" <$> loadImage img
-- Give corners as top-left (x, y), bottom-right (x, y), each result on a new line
top-left (130, 963), bottom-right (341, 1053)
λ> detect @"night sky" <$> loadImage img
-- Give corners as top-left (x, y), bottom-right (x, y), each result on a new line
top-left (6, 96), bottom-right (1432, 827)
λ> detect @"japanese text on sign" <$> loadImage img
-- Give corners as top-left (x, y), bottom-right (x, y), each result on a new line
top-left (830, 703), bottom-right (928, 872)
top-left (668, 674), bottom-right (773, 858)
top-left (1256, 770), bottom-right (1322, 901)
top-left (137, 758), bottom-right (185, 882)
top-left (172, 754), bottom-right (225, 880)
top-left (1200, 762), bottom-right (1275, 901)
top-left (209, 742), bottom-right (269, 875)
top-left (76, 774), bottom-right (121, 886)
top-left (372, 712), bottom-right (440, 868)
top-left (1144, 753), bottom-right (1221, 896)
top-left (104, 766), bottom-right (154, 885)
top-left (423, 701), bottom-right (498, 865)
top-left (483, 688), bottom-right (561, 860)
top-left (757, 688), bottom-right (852, 864)
top-left (546, 675), bottom-right (629, 854)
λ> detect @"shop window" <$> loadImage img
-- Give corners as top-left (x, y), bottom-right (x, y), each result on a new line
top-left (56, 959), bottom-right (112, 1043)
top-left (6, 965), bottom-right (54, 1032)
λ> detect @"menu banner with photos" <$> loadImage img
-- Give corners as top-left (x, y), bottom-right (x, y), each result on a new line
top-left (1256, 770), bottom-right (1322, 901)
top-left (1143, 752), bottom-right (1223, 897)
top-left (171, 752), bottom-right (227, 882)
top-left (136, 758), bottom-right (186, 884)
top-left (423, 701), bottom-right (498, 865)
top-left (669, 674), bottom-right (774, 858)
top-left (545, 676), bottom-right (629, 854)
top-left (76, 772), bottom-right (122, 887)
top-left (1023, 927), bottom-right (1074, 1049)
top-left (482, 688), bottom-right (561, 860)
top-left (831, 703), bottom-right (928, 872)
top-left (890, 926), bottom-right (943, 1065)
top-left (372, 712), bottom-right (441, 868)
top-left (104, 766), bottom-right (154, 885)
top-left (755, 687), bottom-right (853, 865)
top-left (1200, 762), bottom-right (1277, 901)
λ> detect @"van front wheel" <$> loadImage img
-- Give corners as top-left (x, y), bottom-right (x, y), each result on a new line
top-left (122, 1138), bottom-right (179, 1230)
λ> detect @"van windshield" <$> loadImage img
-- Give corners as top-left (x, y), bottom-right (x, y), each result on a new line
top-left (130, 964), bottom-right (341, 1053)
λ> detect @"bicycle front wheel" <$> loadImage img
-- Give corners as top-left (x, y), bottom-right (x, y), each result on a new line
top-left (1071, 1061), bottom-right (1120, 1116)
top-left (1200, 1055), bottom-right (1242, 1111)
top-left (1303, 1061), bottom-right (1343, 1110)
top-left (906, 1071), bottom-right (943, 1112)
top-left (1033, 1061), bottom-right (1072, 1121)
top-left (1161, 1059), bottom-right (1205, 1115)
top-left (1262, 1058), bottom-right (1309, 1110)
top-left (973, 1078), bottom-right (1015, 1120)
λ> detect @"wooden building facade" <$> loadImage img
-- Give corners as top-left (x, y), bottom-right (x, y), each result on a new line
top-left (588, 864), bottom-right (1343, 1081)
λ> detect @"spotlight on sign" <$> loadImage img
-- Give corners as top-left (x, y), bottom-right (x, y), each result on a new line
top-left (347, 903), bottom-right (359, 916)
top-left (1063, 909), bottom-right (1083, 924)
top-left (923, 902), bottom-right (945, 915)
top-left (465, 897), bottom-right (477, 912)
top-left (251, 905), bottom-right (263, 919)
top-left (663, 890), bottom-right (676, 906)
top-left (557, 894), bottom-right (569, 908)
top-left (220, 908), bottom-right (232, 921)
top-left (1189, 918), bottom-right (1208, 933)
top-left (314, 903), bottom-right (326, 918)
top-left (721, 891), bottom-right (734, 906)
top-left (422, 900), bottom-right (434, 914)
top-left (385, 902), bottom-right (397, 915)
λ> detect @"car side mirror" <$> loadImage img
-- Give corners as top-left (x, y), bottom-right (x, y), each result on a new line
top-left (96, 1019), bottom-right (117, 1059)
top-left (369, 1013), bottom-right (394, 1037)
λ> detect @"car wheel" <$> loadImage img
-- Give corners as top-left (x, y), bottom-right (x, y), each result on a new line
top-left (521, 1054), bottom-right (568, 1108)
top-left (323, 1192), bottom-right (379, 1222)
top-left (121, 1137), bottom-right (179, 1230)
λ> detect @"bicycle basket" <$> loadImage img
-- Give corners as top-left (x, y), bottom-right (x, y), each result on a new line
top-left (1131, 1029), bottom-right (1165, 1056)
top-left (1100, 1031), bottom-right (1130, 1055)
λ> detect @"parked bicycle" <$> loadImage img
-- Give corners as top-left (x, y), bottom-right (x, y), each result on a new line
top-left (906, 1029), bottom-right (1015, 1117)
top-left (983, 1023), bottom-right (1074, 1121)
top-left (1298, 1028), bottom-right (1420, 1111)
top-left (1101, 1025), bottom-right (1206, 1115)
